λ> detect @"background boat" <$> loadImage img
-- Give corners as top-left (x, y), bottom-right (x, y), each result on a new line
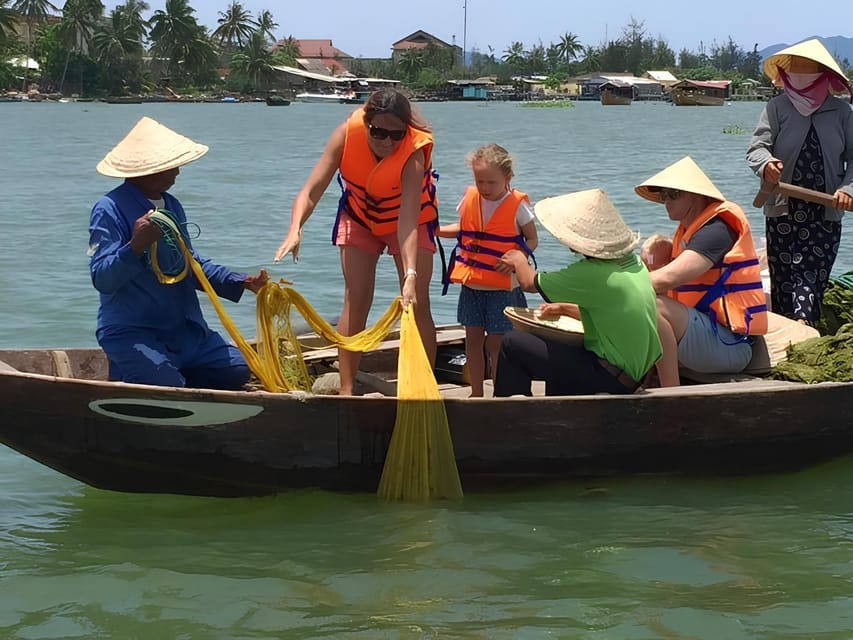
top-left (671, 79), bottom-right (731, 106)
top-left (265, 94), bottom-right (290, 106)
top-left (599, 81), bottom-right (634, 105)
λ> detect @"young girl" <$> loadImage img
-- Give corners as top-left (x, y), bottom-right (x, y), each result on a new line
top-left (439, 144), bottom-right (538, 396)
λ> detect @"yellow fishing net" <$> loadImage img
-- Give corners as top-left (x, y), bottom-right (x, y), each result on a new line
top-left (377, 307), bottom-right (464, 501)
top-left (150, 209), bottom-right (462, 500)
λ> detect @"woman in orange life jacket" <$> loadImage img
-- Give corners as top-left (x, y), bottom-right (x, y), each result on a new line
top-left (273, 89), bottom-right (438, 396)
top-left (437, 144), bottom-right (538, 397)
top-left (635, 156), bottom-right (768, 386)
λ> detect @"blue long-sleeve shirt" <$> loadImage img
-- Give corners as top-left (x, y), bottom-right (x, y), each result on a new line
top-left (89, 181), bottom-right (246, 339)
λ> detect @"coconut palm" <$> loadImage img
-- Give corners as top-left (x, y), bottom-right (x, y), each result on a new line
top-left (0, 0), bottom-right (19, 44)
top-left (56, 0), bottom-right (103, 93)
top-left (580, 45), bottom-right (601, 73)
top-left (398, 47), bottom-right (425, 80)
top-left (212, 0), bottom-right (253, 51)
top-left (254, 9), bottom-right (277, 45)
top-left (148, 0), bottom-right (216, 84)
top-left (116, 0), bottom-right (148, 45)
top-left (271, 34), bottom-right (299, 62)
top-left (501, 41), bottom-right (525, 68)
top-left (230, 29), bottom-right (275, 90)
top-left (91, 0), bottom-right (148, 94)
top-left (555, 32), bottom-right (582, 69)
top-left (12, 0), bottom-right (59, 90)
top-left (92, 0), bottom-right (147, 60)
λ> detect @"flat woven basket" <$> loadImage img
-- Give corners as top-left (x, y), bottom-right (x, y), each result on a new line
top-left (503, 307), bottom-right (585, 345)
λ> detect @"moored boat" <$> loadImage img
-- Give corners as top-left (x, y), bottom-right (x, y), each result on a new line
top-left (2, 322), bottom-right (852, 498)
top-left (671, 80), bottom-right (731, 106)
top-left (266, 94), bottom-right (291, 106)
top-left (295, 90), bottom-right (364, 104)
top-left (599, 81), bottom-right (634, 105)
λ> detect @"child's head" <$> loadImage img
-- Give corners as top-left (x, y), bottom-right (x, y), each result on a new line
top-left (640, 233), bottom-right (672, 271)
top-left (466, 143), bottom-right (513, 201)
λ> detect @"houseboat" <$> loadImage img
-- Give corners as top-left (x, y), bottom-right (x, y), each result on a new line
top-left (599, 80), bottom-right (634, 105)
top-left (671, 80), bottom-right (731, 106)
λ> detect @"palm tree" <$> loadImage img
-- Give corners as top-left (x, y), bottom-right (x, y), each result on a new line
top-left (398, 47), bottom-right (425, 80)
top-left (91, 0), bottom-right (148, 94)
top-left (253, 9), bottom-right (277, 45)
top-left (556, 32), bottom-right (582, 69)
top-left (56, 0), bottom-right (103, 94)
top-left (501, 41), bottom-right (525, 68)
top-left (212, 0), bottom-right (253, 51)
top-left (271, 34), bottom-right (299, 62)
top-left (230, 30), bottom-right (275, 91)
top-left (116, 0), bottom-right (148, 44)
top-left (12, 0), bottom-right (59, 90)
top-left (0, 0), bottom-right (19, 44)
top-left (148, 0), bottom-right (216, 85)
top-left (581, 45), bottom-right (601, 73)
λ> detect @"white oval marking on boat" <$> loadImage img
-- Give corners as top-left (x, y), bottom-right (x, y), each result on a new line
top-left (88, 398), bottom-right (263, 426)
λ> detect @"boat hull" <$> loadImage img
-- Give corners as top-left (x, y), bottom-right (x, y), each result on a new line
top-left (2, 347), bottom-right (852, 496)
top-left (672, 92), bottom-right (725, 106)
top-left (600, 89), bottom-right (632, 105)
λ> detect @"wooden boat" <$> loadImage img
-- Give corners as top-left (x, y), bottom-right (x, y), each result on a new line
top-left (2, 323), bottom-right (852, 497)
top-left (265, 94), bottom-right (291, 106)
top-left (599, 81), bottom-right (634, 106)
top-left (104, 95), bottom-right (144, 104)
top-left (670, 80), bottom-right (731, 106)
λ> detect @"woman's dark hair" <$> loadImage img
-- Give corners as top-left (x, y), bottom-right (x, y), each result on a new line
top-left (363, 88), bottom-right (431, 132)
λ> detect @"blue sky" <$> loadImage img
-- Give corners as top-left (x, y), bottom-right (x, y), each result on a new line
top-left (101, 0), bottom-right (846, 59)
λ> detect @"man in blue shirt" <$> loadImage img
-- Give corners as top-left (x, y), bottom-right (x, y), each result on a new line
top-left (89, 116), bottom-right (268, 389)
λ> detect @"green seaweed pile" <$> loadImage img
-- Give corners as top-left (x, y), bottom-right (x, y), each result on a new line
top-left (770, 273), bottom-right (853, 383)
top-left (519, 100), bottom-right (575, 108)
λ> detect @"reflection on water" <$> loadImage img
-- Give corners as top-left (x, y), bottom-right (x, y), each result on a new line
top-left (2, 456), bottom-right (853, 638)
top-left (2, 101), bottom-right (853, 638)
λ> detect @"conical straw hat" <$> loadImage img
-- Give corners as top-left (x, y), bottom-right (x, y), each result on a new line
top-left (534, 188), bottom-right (639, 259)
top-left (763, 39), bottom-right (849, 88)
top-left (96, 116), bottom-right (209, 178)
top-left (635, 156), bottom-right (725, 204)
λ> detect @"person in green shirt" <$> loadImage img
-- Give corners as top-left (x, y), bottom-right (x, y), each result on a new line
top-left (495, 188), bottom-right (662, 396)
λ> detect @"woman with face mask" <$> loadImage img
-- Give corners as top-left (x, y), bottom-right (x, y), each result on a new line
top-left (746, 39), bottom-right (853, 326)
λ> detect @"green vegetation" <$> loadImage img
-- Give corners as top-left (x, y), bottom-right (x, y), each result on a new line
top-left (1, 4), bottom-right (851, 97)
top-left (721, 124), bottom-right (747, 134)
top-left (519, 99), bottom-right (575, 108)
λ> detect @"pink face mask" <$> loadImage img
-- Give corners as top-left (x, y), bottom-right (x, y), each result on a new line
top-left (779, 69), bottom-right (830, 116)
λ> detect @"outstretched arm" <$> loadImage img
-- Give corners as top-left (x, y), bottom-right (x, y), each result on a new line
top-left (274, 122), bottom-right (346, 262)
top-left (398, 148), bottom-right (426, 307)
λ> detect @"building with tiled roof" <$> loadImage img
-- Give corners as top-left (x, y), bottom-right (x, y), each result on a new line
top-left (391, 30), bottom-right (459, 64)
top-left (273, 38), bottom-right (354, 74)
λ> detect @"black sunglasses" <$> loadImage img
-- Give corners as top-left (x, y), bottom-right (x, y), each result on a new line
top-left (648, 186), bottom-right (683, 201)
top-left (368, 124), bottom-right (407, 141)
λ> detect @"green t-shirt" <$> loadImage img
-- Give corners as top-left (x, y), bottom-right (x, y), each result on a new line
top-left (536, 254), bottom-right (662, 381)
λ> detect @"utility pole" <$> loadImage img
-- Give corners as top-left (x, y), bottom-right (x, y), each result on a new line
top-left (462, 0), bottom-right (468, 67)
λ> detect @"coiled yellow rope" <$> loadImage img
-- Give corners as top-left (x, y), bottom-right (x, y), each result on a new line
top-left (149, 210), bottom-right (462, 500)
top-left (148, 210), bottom-right (402, 392)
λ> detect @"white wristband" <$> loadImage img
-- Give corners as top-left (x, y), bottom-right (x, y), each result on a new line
top-left (405, 268), bottom-right (417, 278)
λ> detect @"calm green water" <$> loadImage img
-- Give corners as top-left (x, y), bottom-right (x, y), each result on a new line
top-left (1, 100), bottom-right (852, 638)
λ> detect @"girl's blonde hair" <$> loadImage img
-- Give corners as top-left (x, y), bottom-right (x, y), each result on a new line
top-left (466, 143), bottom-right (514, 179)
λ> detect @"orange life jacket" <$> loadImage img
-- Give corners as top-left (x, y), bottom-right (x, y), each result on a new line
top-left (335, 108), bottom-right (438, 238)
top-left (444, 186), bottom-right (534, 292)
top-left (670, 200), bottom-right (768, 336)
